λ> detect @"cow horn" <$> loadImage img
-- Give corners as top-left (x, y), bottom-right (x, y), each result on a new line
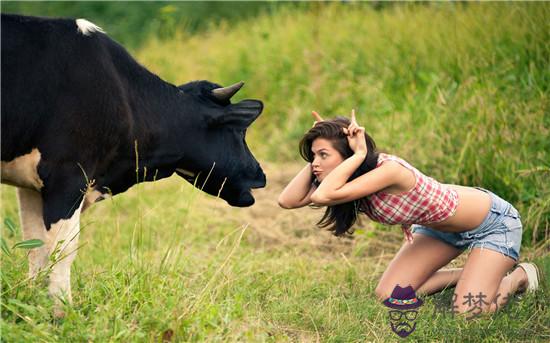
top-left (211, 81), bottom-right (244, 102)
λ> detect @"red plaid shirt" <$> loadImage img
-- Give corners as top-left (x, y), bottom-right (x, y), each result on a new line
top-left (361, 154), bottom-right (458, 230)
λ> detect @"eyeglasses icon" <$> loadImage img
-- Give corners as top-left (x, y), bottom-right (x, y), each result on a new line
top-left (389, 310), bottom-right (418, 321)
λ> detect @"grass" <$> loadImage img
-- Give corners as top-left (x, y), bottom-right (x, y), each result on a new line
top-left (1, 170), bottom-right (549, 341)
top-left (1, 2), bottom-right (549, 341)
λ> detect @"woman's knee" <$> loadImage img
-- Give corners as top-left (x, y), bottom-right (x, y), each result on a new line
top-left (374, 281), bottom-right (392, 301)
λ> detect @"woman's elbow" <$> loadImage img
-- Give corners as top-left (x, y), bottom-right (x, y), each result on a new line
top-left (310, 192), bottom-right (331, 206)
top-left (278, 199), bottom-right (291, 209)
top-left (277, 195), bottom-right (295, 209)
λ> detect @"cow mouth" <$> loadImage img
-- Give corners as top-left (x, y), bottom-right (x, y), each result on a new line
top-left (176, 168), bottom-right (195, 178)
top-left (175, 167), bottom-right (264, 207)
top-left (175, 168), bottom-right (201, 186)
top-left (236, 173), bottom-right (265, 206)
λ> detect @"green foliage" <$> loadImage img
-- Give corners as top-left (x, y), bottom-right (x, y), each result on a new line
top-left (12, 239), bottom-right (45, 250)
top-left (136, 2), bottom-right (549, 245)
top-left (1, 237), bottom-right (10, 256)
top-left (1, 1), bottom-right (290, 48)
top-left (4, 218), bottom-right (18, 236)
top-left (1, 218), bottom-right (44, 255)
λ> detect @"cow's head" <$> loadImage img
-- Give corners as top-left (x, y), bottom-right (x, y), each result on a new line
top-left (175, 80), bottom-right (266, 207)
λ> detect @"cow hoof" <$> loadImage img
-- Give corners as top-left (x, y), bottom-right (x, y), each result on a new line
top-left (53, 306), bottom-right (66, 319)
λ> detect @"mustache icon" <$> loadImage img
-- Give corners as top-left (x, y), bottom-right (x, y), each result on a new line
top-left (390, 321), bottom-right (417, 338)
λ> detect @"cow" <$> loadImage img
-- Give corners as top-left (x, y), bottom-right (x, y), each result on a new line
top-left (1, 13), bottom-right (266, 316)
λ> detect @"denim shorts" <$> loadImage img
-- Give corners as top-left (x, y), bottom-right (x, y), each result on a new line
top-left (411, 188), bottom-right (522, 262)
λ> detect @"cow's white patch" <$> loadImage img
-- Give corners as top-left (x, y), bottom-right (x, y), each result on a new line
top-left (76, 19), bottom-right (105, 36)
top-left (1, 148), bottom-right (44, 190)
top-left (17, 188), bottom-right (49, 279)
top-left (47, 198), bottom-right (84, 316)
top-left (176, 168), bottom-right (196, 177)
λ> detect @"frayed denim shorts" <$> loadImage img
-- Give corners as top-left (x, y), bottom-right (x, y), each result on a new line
top-left (411, 188), bottom-right (522, 262)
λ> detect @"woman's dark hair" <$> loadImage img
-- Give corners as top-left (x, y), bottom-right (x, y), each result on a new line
top-left (299, 116), bottom-right (379, 236)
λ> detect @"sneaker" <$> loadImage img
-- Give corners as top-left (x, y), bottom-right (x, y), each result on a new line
top-left (517, 262), bottom-right (541, 293)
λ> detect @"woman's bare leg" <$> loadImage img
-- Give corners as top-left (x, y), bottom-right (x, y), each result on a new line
top-left (489, 266), bottom-right (528, 311)
top-left (454, 248), bottom-right (517, 316)
top-left (417, 268), bottom-right (463, 296)
top-left (416, 261), bottom-right (528, 303)
top-left (377, 233), bottom-right (530, 315)
top-left (375, 233), bottom-right (463, 300)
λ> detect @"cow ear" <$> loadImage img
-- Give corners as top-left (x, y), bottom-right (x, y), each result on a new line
top-left (208, 100), bottom-right (263, 128)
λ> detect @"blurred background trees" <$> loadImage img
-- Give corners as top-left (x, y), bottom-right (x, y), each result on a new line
top-left (2, 1), bottom-right (294, 47)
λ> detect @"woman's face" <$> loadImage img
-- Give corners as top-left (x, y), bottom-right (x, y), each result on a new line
top-left (311, 138), bottom-right (345, 182)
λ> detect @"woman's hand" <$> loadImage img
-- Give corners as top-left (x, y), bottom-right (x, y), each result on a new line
top-left (311, 110), bottom-right (323, 127)
top-left (343, 109), bottom-right (367, 156)
top-left (402, 226), bottom-right (414, 244)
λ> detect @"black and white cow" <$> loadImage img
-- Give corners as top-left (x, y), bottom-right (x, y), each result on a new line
top-left (1, 13), bottom-right (266, 315)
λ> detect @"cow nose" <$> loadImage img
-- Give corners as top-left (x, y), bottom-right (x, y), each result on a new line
top-left (251, 170), bottom-right (266, 188)
top-left (238, 190), bottom-right (255, 206)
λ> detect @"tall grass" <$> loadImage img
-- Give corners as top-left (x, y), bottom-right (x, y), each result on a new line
top-left (2, 175), bottom-right (549, 341)
top-left (136, 2), bottom-right (549, 246)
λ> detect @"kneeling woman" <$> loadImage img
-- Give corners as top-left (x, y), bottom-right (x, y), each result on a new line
top-left (278, 111), bottom-right (540, 316)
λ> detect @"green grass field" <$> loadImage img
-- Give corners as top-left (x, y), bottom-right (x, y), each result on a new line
top-left (1, 2), bottom-right (549, 341)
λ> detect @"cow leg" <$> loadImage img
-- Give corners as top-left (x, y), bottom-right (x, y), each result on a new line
top-left (16, 188), bottom-right (49, 279)
top-left (38, 166), bottom-right (87, 317)
top-left (44, 198), bottom-right (84, 317)
top-left (19, 185), bottom-right (82, 317)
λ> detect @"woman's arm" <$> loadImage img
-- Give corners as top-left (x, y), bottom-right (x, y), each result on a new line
top-left (278, 110), bottom-right (326, 209)
top-left (278, 163), bottom-right (317, 209)
top-left (310, 156), bottom-right (400, 206)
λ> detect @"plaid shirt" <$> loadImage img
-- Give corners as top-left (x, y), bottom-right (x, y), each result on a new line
top-left (362, 154), bottom-right (458, 230)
